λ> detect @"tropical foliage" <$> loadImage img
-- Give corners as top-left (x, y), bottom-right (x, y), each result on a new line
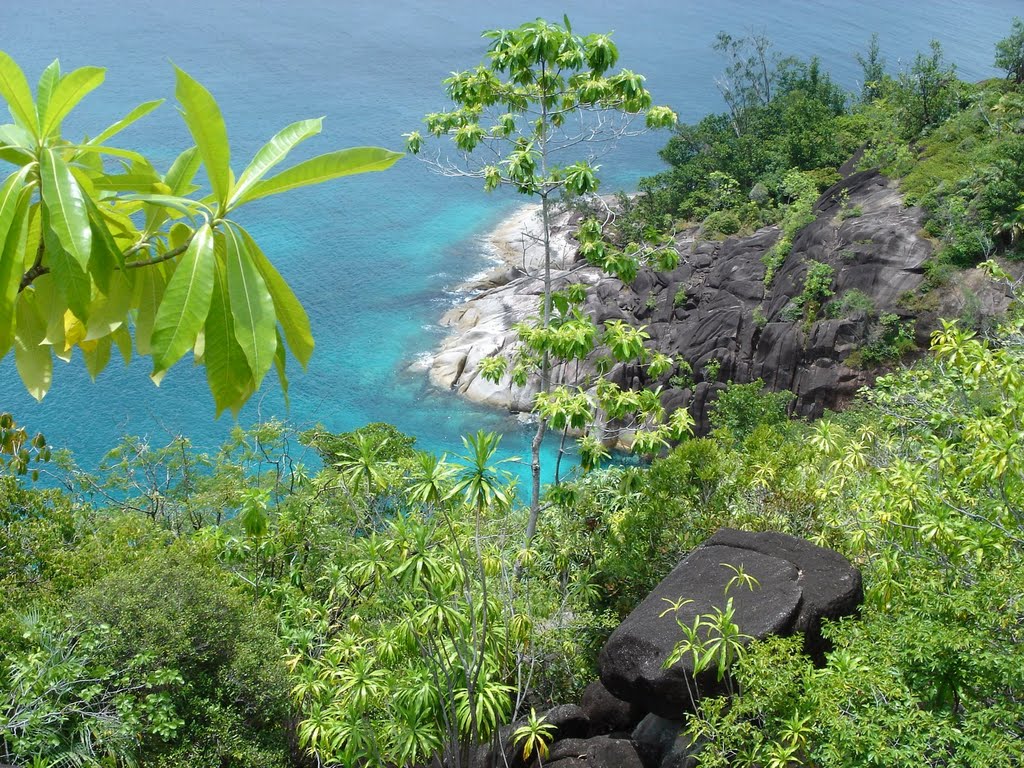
top-left (0, 53), bottom-right (400, 413)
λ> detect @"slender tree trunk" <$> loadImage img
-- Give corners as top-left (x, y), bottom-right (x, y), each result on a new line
top-left (525, 69), bottom-right (554, 548)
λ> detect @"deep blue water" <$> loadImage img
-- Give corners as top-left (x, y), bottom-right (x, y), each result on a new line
top-left (0, 1), bottom-right (1018, 482)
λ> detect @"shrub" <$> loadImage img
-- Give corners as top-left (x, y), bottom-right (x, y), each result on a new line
top-left (703, 209), bottom-right (743, 237)
top-left (827, 288), bottom-right (875, 318)
top-left (71, 549), bottom-right (292, 767)
top-left (709, 379), bottom-right (795, 440)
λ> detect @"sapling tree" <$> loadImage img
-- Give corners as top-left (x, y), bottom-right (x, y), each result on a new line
top-left (409, 17), bottom-right (686, 544)
top-left (0, 52), bottom-right (401, 414)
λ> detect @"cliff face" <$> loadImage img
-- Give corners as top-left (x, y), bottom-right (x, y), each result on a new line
top-left (429, 168), bottom-right (1007, 435)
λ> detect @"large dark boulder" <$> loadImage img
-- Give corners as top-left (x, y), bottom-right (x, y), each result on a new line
top-left (598, 529), bottom-right (861, 718)
top-left (703, 528), bottom-right (863, 659)
top-left (580, 678), bottom-right (646, 735)
top-left (546, 736), bottom-right (644, 768)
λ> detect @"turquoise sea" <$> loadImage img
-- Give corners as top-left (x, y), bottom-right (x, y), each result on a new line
top-left (0, 1), bottom-right (1019, 479)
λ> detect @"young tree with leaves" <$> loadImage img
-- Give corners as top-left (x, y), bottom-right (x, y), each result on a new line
top-left (408, 17), bottom-right (682, 544)
top-left (0, 53), bottom-right (401, 414)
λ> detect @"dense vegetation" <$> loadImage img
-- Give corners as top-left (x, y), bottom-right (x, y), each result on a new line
top-left (1, 18), bottom-right (1023, 768)
top-left (633, 28), bottom-right (1024, 284)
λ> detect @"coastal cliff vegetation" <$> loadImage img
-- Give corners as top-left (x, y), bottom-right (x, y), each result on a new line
top-left (1, 16), bottom-right (1023, 768)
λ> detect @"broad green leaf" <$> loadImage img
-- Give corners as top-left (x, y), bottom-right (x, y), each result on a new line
top-left (93, 172), bottom-right (164, 194)
top-left (124, 193), bottom-right (207, 222)
top-left (34, 275), bottom-right (67, 349)
top-left (0, 169), bottom-right (31, 357)
top-left (150, 222), bottom-right (215, 375)
top-left (142, 147), bottom-right (200, 235)
top-left (82, 335), bottom-right (111, 380)
top-left (35, 60), bottom-right (61, 127)
top-left (67, 143), bottom-right (147, 164)
top-left (85, 270), bottom-right (132, 340)
top-left (13, 291), bottom-right (51, 400)
top-left (84, 195), bottom-right (125, 292)
top-left (174, 66), bottom-right (231, 206)
top-left (41, 65), bottom-right (105, 138)
top-left (227, 118), bottom-right (322, 209)
top-left (236, 226), bottom-right (313, 367)
top-left (0, 51), bottom-right (39, 136)
top-left (242, 147), bottom-right (402, 203)
top-left (40, 147), bottom-right (92, 269)
top-left (0, 124), bottom-right (34, 166)
top-left (0, 123), bottom-right (33, 149)
top-left (205, 255), bottom-right (255, 416)
top-left (273, 327), bottom-right (289, 407)
top-left (224, 226), bottom-right (276, 387)
top-left (43, 213), bottom-right (91, 321)
top-left (0, 146), bottom-right (32, 166)
top-left (89, 99), bottom-right (163, 146)
top-left (133, 264), bottom-right (165, 355)
top-left (110, 323), bottom-right (132, 363)
top-left (165, 146), bottom-right (202, 195)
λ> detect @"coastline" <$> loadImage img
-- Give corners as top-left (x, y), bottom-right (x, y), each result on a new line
top-left (424, 202), bottom-right (581, 412)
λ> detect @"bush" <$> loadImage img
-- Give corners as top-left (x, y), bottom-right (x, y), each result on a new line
top-left (827, 288), bottom-right (875, 318)
top-left (709, 379), bottom-right (795, 441)
top-left (71, 549), bottom-right (292, 767)
top-left (703, 209), bottom-right (743, 237)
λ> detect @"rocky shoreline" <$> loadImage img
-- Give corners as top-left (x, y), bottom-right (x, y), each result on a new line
top-left (425, 166), bottom-right (1013, 435)
top-left (427, 202), bottom-right (582, 412)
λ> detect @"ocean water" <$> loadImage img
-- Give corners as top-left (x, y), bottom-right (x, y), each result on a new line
top-left (0, 0), bottom-right (1018, 482)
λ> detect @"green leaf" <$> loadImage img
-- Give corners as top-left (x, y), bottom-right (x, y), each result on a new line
top-left (150, 222), bottom-right (215, 375)
top-left (273, 328), bottom-right (289, 407)
top-left (82, 335), bottom-right (111, 380)
top-left (85, 270), bottom-right (132, 341)
top-left (67, 143), bottom-right (147, 164)
top-left (236, 226), bottom-right (313, 367)
top-left (39, 147), bottom-right (92, 269)
top-left (133, 265), bottom-right (165, 355)
top-left (0, 123), bottom-right (33, 150)
top-left (204, 252), bottom-right (255, 416)
top-left (35, 60), bottom-right (61, 128)
top-left (174, 66), bottom-right (232, 206)
top-left (43, 213), bottom-right (91, 321)
top-left (13, 291), bottom-right (51, 400)
top-left (228, 118), bottom-right (323, 209)
top-left (110, 323), bottom-right (132, 363)
top-left (165, 146), bottom-right (202, 195)
top-left (224, 225), bottom-right (276, 388)
top-left (124, 193), bottom-right (207, 224)
top-left (0, 168), bottom-right (31, 357)
top-left (40, 65), bottom-right (105, 138)
top-left (0, 51), bottom-right (39, 136)
top-left (242, 147), bottom-right (402, 203)
top-left (92, 172), bottom-right (164, 194)
top-left (84, 195), bottom-right (125, 293)
top-left (89, 99), bottom-right (163, 146)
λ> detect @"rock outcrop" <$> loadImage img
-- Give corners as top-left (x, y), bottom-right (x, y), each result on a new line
top-left (427, 167), bottom-right (1012, 434)
top-left (475, 529), bottom-right (862, 768)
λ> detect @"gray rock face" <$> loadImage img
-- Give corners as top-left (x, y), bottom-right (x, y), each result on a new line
top-left (598, 529), bottom-right (862, 719)
top-left (427, 167), bottom-right (1011, 436)
top-left (599, 544), bottom-right (803, 718)
top-left (703, 528), bottom-right (863, 659)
